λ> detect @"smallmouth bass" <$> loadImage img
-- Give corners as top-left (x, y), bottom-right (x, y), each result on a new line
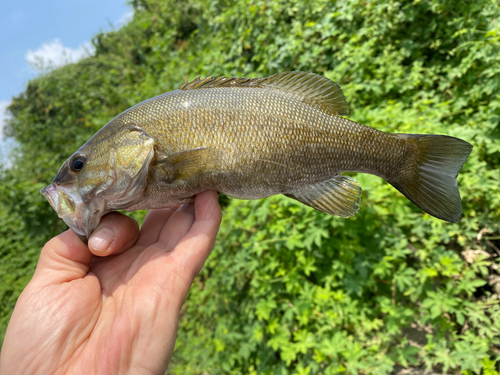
top-left (41, 71), bottom-right (473, 241)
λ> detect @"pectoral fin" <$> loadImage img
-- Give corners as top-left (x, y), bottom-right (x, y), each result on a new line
top-left (285, 175), bottom-right (362, 217)
top-left (157, 147), bottom-right (218, 181)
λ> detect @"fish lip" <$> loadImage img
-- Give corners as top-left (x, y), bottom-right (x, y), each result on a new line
top-left (40, 185), bottom-right (57, 210)
top-left (41, 183), bottom-right (87, 238)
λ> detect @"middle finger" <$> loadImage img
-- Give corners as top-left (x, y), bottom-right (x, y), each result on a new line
top-left (137, 207), bottom-right (178, 246)
top-left (157, 202), bottom-right (196, 250)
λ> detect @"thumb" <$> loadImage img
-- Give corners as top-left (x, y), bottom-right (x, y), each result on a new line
top-left (33, 229), bottom-right (93, 285)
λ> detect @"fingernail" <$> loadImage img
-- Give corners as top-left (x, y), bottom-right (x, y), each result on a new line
top-left (89, 227), bottom-right (114, 252)
top-left (179, 202), bottom-right (195, 214)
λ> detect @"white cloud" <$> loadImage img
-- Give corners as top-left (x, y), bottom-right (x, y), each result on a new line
top-left (117, 9), bottom-right (134, 27)
top-left (0, 101), bottom-right (12, 140)
top-left (26, 39), bottom-right (95, 73)
top-left (0, 138), bottom-right (15, 168)
top-left (0, 101), bottom-right (15, 167)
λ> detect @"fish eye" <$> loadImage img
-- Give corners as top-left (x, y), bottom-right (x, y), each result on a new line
top-left (70, 154), bottom-right (86, 172)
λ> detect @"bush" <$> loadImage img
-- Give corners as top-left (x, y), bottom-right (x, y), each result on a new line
top-left (1, 0), bottom-right (499, 373)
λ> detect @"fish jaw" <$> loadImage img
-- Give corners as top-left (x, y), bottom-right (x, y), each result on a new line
top-left (41, 183), bottom-right (87, 239)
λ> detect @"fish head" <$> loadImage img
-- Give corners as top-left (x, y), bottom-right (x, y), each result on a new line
top-left (41, 125), bottom-right (156, 241)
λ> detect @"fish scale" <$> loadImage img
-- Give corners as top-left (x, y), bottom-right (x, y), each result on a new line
top-left (137, 90), bottom-right (385, 176)
top-left (41, 71), bottom-right (473, 241)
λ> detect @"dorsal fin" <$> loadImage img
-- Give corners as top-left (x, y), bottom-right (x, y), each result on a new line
top-left (179, 71), bottom-right (349, 116)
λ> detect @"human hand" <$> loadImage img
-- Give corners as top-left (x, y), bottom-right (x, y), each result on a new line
top-left (0, 190), bottom-right (221, 375)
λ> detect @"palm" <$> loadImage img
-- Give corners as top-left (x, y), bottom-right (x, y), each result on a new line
top-left (0, 191), bottom-right (221, 375)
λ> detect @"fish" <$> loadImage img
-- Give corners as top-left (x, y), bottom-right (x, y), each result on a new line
top-left (41, 71), bottom-right (473, 242)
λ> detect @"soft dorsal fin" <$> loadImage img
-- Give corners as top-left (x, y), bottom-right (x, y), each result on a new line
top-left (179, 71), bottom-right (349, 116)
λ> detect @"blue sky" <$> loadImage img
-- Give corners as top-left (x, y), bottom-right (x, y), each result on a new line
top-left (0, 0), bottom-right (132, 162)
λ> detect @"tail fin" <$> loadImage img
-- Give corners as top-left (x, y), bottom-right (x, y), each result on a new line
top-left (390, 134), bottom-right (472, 223)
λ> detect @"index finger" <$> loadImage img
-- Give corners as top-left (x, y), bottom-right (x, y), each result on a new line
top-left (34, 229), bottom-right (92, 285)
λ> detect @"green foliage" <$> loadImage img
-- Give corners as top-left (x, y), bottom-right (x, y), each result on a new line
top-left (1, 0), bottom-right (500, 373)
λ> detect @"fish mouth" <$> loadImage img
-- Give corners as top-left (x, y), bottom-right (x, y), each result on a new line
top-left (41, 183), bottom-right (86, 238)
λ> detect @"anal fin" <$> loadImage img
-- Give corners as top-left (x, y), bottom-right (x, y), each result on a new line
top-left (285, 175), bottom-right (362, 217)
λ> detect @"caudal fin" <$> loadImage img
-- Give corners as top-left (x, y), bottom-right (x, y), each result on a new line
top-left (390, 134), bottom-right (472, 223)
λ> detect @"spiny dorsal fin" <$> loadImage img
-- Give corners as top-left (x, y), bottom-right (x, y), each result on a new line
top-left (179, 71), bottom-right (349, 116)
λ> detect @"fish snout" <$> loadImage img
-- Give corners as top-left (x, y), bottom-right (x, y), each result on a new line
top-left (41, 183), bottom-right (87, 238)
